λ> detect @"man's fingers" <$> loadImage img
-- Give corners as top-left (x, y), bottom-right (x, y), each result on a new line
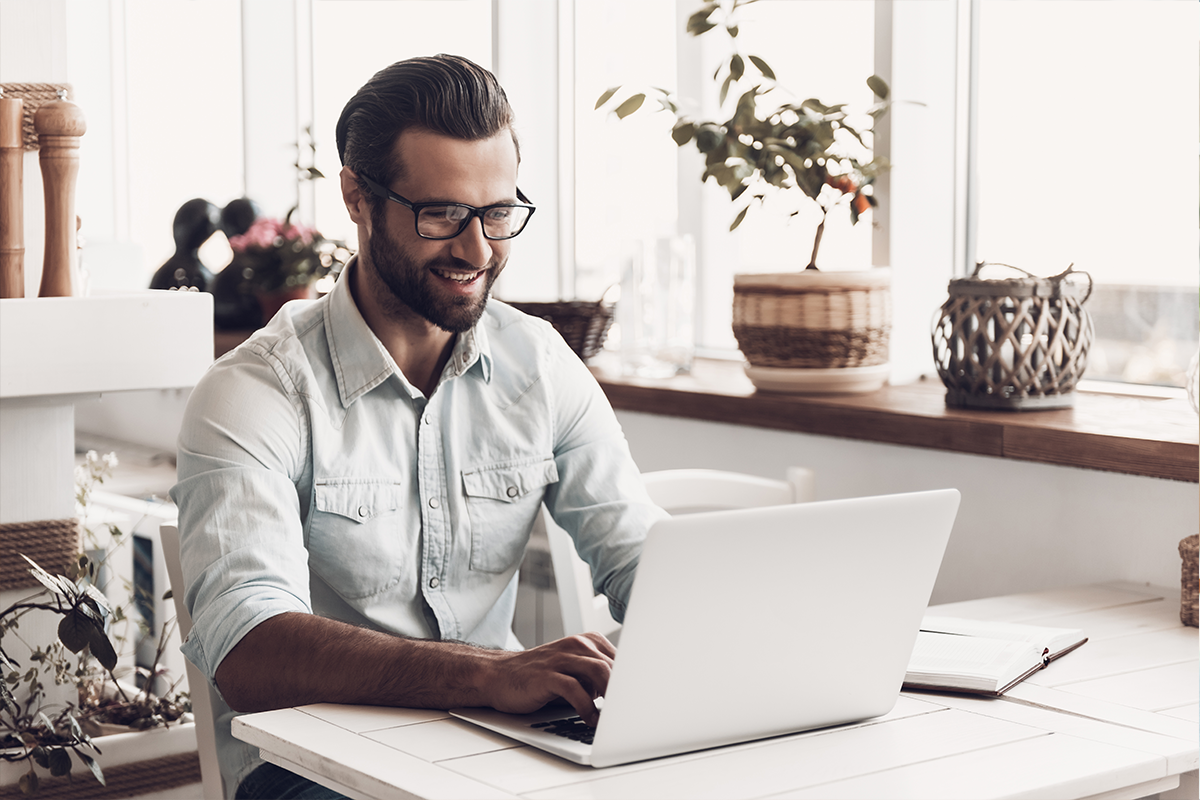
top-left (547, 673), bottom-right (602, 726)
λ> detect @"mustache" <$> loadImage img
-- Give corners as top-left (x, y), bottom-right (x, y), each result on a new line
top-left (425, 257), bottom-right (494, 272)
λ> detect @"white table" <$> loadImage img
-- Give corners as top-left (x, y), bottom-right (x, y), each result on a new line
top-left (233, 582), bottom-right (1198, 800)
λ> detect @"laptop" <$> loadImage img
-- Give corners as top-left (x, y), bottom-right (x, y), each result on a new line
top-left (451, 488), bottom-right (961, 768)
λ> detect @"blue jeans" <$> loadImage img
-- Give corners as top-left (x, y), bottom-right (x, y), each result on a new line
top-left (235, 762), bottom-right (349, 800)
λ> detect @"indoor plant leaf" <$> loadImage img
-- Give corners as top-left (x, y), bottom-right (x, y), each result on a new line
top-left (47, 747), bottom-right (72, 777)
top-left (57, 608), bottom-right (95, 654)
top-left (20, 555), bottom-right (70, 598)
top-left (866, 74), bottom-right (889, 100)
top-left (729, 205), bottom-right (750, 231)
top-left (614, 93), bottom-right (646, 119)
top-left (75, 750), bottom-right (106, 786)
top-left (730, 54), bottom-right (745, 81)
top-left (748, 55), bottom-right (775, 80)
top-left (594, 86), bottom-right (619, 109)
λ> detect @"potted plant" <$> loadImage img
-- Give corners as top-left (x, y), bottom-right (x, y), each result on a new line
top-left (210, 212), bottom-right (351, 331)
top-left (596, 0), bottom-right (895, 392)
top-left (1, 452), bottom-right (195, 796)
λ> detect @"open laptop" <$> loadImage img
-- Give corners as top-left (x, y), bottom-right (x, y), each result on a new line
top-left (451, 488), bottom-right (961, 768)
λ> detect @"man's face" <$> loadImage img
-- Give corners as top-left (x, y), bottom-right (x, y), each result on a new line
top-left (362, 129), bottom-right (519, 333)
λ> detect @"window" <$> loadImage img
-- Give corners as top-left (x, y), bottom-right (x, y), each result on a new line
top-left (973, 0), bottom-right (1198, 387)
top-left (575, 0), bottom-right (879, 354)
top-left (310, 0), bottom-right (494, 249)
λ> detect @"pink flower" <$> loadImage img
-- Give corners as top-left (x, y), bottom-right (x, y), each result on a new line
top-left (229, 217), bottom-right (317, 253)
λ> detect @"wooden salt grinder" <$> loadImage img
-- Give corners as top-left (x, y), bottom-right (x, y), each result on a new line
top-left (35, 89), bottom-right (86, 297)
top-left (0, 89), bottom-right (23, 298)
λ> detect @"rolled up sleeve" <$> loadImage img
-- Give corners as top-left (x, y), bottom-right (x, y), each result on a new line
top-left (542, 345), bottom-right (669, 622)
top-left (170, 347), bottom-right (313, 689)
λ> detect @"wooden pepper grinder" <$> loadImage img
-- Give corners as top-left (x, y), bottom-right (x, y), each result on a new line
top-left (0, 88), bottom-right (23, 298)
top-left (35, 89), bottom-right (86, 297)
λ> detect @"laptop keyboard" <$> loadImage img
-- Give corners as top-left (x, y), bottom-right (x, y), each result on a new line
top-left (530, 716), bottom-right (596, 745)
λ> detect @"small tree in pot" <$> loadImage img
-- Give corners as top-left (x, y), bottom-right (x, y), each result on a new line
top-left (597, 0), bottom-right (897, 392)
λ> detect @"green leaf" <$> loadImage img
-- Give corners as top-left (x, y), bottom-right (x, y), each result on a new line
top-left (671, 121), bottom-right (696, 146)
top-left (866, 74), bottom-right (889, 100)
top-left (719, 74), bottom-right (734, 106)
top-left (20, 555), bottom-right (69, 597)
top-left (594, 86), bottom-right (619, 109)
top-left (87, 628), bottom-right (119, 672)
top-left (614, 93), bottom-right (645, 119)
top-left (748, 55), bottom-right (775, 80)
top-left (76, 750), bottom-right (106, 786)
top-left (730, 54), bottom-right (744, 81)
top-left (18, 770), bottom-right (38, 796)
top-left (729, 206), bottom-right (750, 231)
top-left (58, 610), bottom-right (92, 654)
top-left (727, 23), bottom-right (739, 38)
top-left (30, 747), bottom-right (50, 769)
top-left (686, 7), bottom-right (718, 35)
top-left (48, 748), bottom-right (71, 777)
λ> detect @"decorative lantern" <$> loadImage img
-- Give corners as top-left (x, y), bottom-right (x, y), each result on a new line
top-left (932, 263), bottom-right (1094, 410)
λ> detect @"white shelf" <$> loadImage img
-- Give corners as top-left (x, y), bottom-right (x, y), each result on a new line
top-left (0, 291), bottom-right (213, 399)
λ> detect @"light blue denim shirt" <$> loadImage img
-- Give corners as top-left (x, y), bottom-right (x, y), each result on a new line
top-left (170, 259), bottom-right (666, 796)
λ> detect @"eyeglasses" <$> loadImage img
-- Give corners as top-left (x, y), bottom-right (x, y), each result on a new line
top-left (360, 173), bottom-right (536, 241)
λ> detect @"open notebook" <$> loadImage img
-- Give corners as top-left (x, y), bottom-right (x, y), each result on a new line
top-left (452, 488), bottom-right (961, 768)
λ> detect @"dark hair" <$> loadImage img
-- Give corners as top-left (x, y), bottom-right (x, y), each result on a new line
top-left (336, 54), bottom-right (519, 204)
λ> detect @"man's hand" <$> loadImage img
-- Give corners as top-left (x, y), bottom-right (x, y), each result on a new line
top-left (474, 633), bottom-right (615, 726)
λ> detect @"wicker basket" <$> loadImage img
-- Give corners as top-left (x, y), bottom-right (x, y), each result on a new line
top-left (0, 82), bottom-right (72, 151)
top-left (507, 300), bottom-right (615, 362)
top-left (732, 270), bottom-right (892, 369)
top-left (1181, 534), bottom-right (1198, 627)
top-left (932, 263), bottom-right (1094, 410)
top-left (0, 518), bottom-right (79, 592)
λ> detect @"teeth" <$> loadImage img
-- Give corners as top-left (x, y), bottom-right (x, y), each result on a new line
top-left (434, 268), bottom-right (481, 283)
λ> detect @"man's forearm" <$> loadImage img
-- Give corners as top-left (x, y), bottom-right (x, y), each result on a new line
top-left (214, 612), bottom-right (495, 713)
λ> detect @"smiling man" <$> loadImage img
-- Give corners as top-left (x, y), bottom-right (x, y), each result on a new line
top-left (171, 55), bottom-right (667, 800)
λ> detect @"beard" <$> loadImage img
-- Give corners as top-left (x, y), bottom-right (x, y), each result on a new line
top-left (364, 214), bottom-right (503, 334)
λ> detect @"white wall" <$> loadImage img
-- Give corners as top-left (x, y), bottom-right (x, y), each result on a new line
top-left (616, 409), bottom-right (1199, 605)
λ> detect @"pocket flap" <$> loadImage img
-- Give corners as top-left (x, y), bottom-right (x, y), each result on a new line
top-left (462, 458), bottom-right (559, 503)
top-left (315, 480), bottom-right (403, 522)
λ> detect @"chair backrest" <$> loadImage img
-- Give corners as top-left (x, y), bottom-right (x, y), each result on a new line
top-left (159, 524), bottom-right (225, 800)
top-left (544, 467), bottom-right (815, 638)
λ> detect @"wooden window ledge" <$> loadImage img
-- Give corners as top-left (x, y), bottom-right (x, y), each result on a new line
top-left (590, 357), bottom-right (1199, 483)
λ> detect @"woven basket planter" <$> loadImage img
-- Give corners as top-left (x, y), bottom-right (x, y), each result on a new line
top-left (1181, 534), bottom-right (1198, 627)
top-left (507, 300), bottom-right (615, 363)
top-left (0, 518), bottom-right (79, 592)
top-left (732, 270), bottom-right (891, 392)
top-left (932, 263), bottom-right (1094, 410)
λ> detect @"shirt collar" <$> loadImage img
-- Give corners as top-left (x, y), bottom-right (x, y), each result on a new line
top-left (324, 256), bottom-right (494, 408)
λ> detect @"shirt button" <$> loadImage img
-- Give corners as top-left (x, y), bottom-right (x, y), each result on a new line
top-left (428, 497), bottom-right (440, 509)
top-left (357, 505), bottom-right (369, 518)
top-left (428, 577), bottom-right (440, 589)
top-left (506, 486), bottom-right (519, 498)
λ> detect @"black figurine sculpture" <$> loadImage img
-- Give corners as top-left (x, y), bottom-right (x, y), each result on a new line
top-left (149, 198), bottom-right (221, 290)
top-left (210, 197), bottom-right (267, 330)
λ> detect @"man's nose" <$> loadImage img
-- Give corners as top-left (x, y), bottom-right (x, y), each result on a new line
top-left (451, 216), bottom-right (493, 269)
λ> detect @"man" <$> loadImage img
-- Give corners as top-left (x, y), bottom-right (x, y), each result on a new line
top-left (171, 54), bottom-right (667, 799)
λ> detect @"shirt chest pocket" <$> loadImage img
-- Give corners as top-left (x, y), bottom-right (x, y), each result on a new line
top-left (462, 458), bottom-right (559, 573)
top-left (309, 479), bottom-right (411, 600)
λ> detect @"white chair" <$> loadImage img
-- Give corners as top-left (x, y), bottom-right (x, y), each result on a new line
top-left (159, 524), bottom-right (225, 800)
top-left (544, 467), bottom-right (815, 638)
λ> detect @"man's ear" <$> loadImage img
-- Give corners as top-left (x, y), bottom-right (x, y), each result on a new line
top-left (341, 167), bottom-right (371, 226)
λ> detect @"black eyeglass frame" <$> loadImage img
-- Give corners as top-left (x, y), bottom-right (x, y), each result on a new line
top-left (359, 173), bottom-right (536, 241)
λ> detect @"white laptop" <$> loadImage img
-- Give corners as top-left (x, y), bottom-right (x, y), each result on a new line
top-left (451, 488), bottom-right (961, 768)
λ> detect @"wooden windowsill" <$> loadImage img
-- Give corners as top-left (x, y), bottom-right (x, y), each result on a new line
top-left (590, 357), bottom-right (1199, 483)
